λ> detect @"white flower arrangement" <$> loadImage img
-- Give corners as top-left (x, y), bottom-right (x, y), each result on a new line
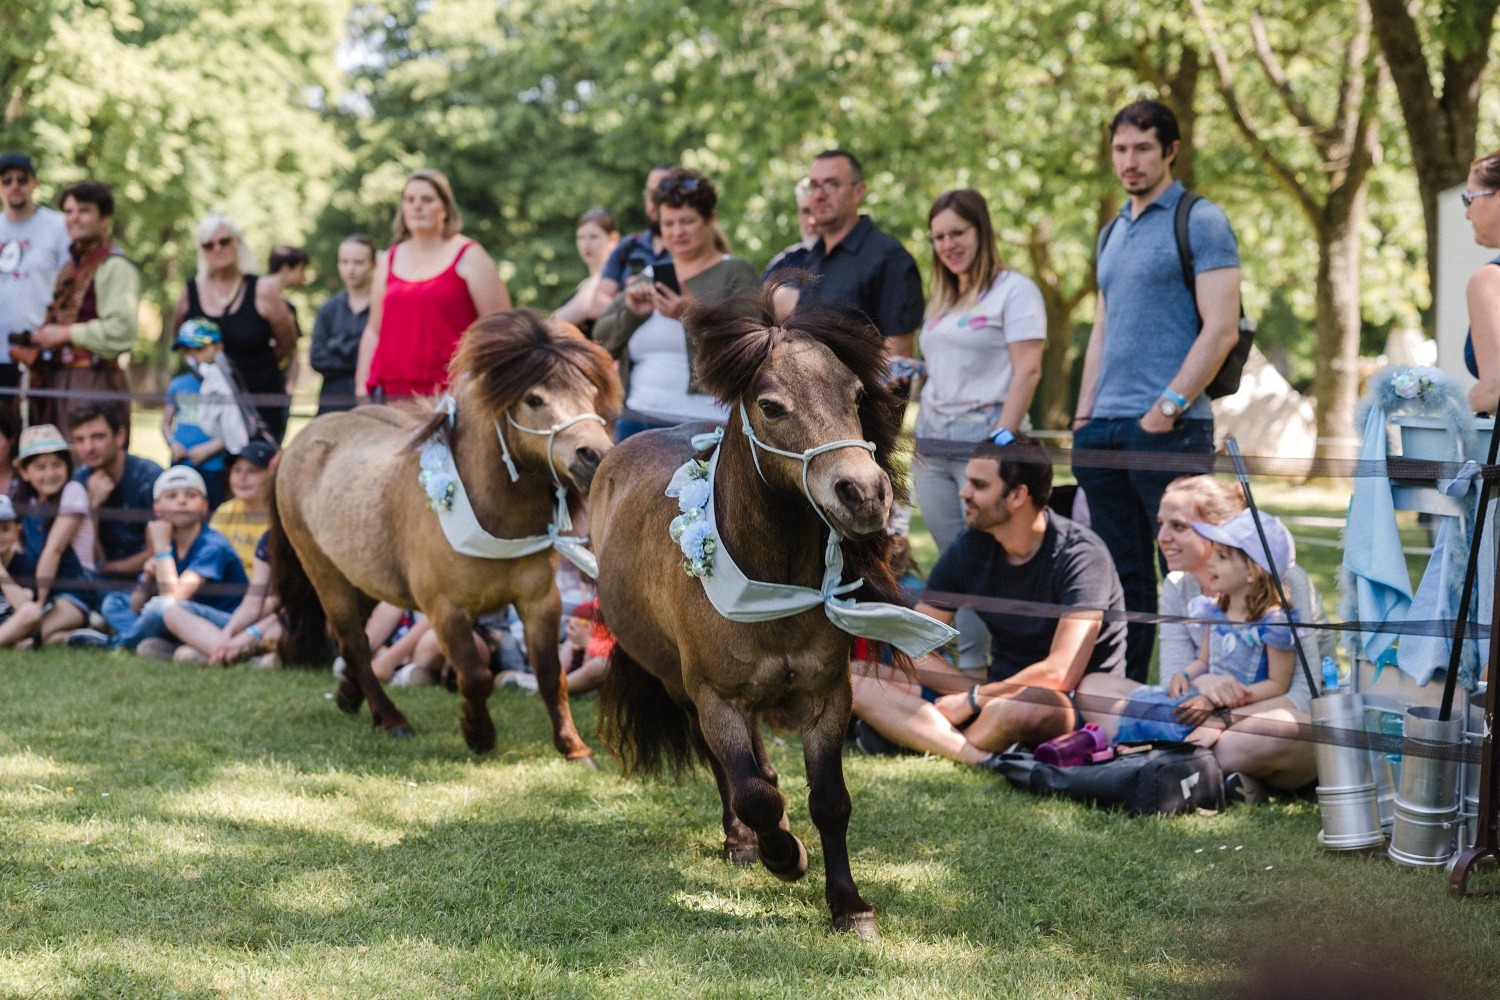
top-left (419, 437), bottom-right (457, 513)
top-left (1390, 368), bottom-right (1438, 406)
top-left (665, 458), bottom-right (716, 577)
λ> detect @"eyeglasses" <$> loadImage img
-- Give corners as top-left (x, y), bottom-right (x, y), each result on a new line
top-left (805, 178), bottom-right (846, 196)
top-left (1463, 190), bottom-right (1497, 209)
top-left (0, 173), bottom-right (30, 188)
top-left (656, 177), bottom-right (702, 196)
top-left (928, 226), bottom-right (975, 246)
top-left (200, 236), bottom-right (235, 251)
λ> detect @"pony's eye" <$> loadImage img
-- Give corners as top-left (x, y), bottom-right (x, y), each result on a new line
top-left (757, 399), bottom-right (788, 420)
top-left (525, 393), bottom-right (545, 408)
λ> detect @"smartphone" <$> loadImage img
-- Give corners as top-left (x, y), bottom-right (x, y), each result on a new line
top-left (649, 262), bottom-right (680, 295)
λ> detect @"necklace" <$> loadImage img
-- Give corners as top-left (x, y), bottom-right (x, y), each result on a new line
top-left (208, 274), bottom-right (240, 313)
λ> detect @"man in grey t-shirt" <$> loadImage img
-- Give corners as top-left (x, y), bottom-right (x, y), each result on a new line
top-left (0, 152), bottom-right (70, 337)
top-left (1071, 101), bottom-right (1242, 683)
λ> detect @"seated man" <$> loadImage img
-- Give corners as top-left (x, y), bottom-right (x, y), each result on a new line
top-left (850, 439), bottom-right (1126, 767)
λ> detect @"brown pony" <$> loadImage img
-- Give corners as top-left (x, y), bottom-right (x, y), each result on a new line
top-left (591, 289), bottom-right (907, 937)
top-left (270, 309), bottom-right (619, 758)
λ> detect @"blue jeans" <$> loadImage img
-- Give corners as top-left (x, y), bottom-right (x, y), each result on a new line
top-left (1071, 417), bottom-right (1214, 682)
top-left (101, 591), bottom-right (233, 650)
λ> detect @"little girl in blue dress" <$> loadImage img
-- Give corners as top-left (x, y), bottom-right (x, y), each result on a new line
top-left (1118, 510), bottom-right (1297, 742)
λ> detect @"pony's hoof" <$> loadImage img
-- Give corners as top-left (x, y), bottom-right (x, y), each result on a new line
top-left (724, 839), bottom-right (757, 866)
top-left (388, 724), bottom-right (415, 739)
top-left (762, 835), bottom-right (808, 883)
top-left (464, 729), bottom-right (496, 755)
top-left (566, 753), bottom-right (598, 769)
top-left (335, 689), bottom-right (361, 714)
top-left (834, 911), bottom-right (879, 938)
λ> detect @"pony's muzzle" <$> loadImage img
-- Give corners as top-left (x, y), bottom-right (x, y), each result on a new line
top-left (568, 445), bottom-right (604, 489)
top-left (832, 472), bottom-right (890, 534)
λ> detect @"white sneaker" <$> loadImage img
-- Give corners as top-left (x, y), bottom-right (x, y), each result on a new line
top-left (332, 656), bottom-right (346, 680)
top-left (135, 637), bottom-right (177, 661)
top-left (173, 645), bottom-right (209, 665)
top-left (247, 652), bottom-right (281, 670)
top-left (496, 670), bottom-right (539, 694)
top-left (389, 663), bottom-right (436, 687)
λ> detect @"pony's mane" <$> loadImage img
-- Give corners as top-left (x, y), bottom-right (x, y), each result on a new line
top-left (683, 283), bottom-right (913, 665)
top-left (410, 309), bottom-right (620, 444)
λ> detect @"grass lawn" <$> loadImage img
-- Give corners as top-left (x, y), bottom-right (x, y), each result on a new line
top-left (4, 650), bottom-right (1500, 997)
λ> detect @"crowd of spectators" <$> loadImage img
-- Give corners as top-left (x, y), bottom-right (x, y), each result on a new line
top-left (0, 97), bottom-right (1359, 803)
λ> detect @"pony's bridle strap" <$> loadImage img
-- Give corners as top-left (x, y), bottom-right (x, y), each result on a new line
top-left (737, 400), bottom-right (876, 536)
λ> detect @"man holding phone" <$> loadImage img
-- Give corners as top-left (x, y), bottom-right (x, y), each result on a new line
top-left (593, 167), bottom-right (760, 438)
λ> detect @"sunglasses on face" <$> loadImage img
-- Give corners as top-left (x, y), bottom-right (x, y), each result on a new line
top-left (1463, 189), bottom-right (1497, 209)
top-left (0, 174), bottom-right (31, 188)
top-left (200, 236), bottom-right (235, 250)
top-left (656, 177), bottom-right (702, 195)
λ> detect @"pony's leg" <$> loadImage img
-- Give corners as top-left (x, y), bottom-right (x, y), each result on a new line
top-left (801, 680), bottom-right (877, 937)
top-left (323, 584), bottom-right (413, 738)
top-left (694, 689), bottom-right (807, 883)
top-left (424, 601), bottom-right (496, 755)
top-left (750, 718), bottom-right (780, 788)
top-left (689, 714), bottom-right (756, 864)
top-left (516, 592), bottom-right (594, 763)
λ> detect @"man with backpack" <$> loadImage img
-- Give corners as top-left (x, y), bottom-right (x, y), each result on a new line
top-left (1072, 100), bottom-right (1244, 683)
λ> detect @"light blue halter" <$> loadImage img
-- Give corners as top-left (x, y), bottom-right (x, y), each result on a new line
top-left (425, 393), bottom-right (603, 577)
top-left (671, 406), bottom-right (958, 659)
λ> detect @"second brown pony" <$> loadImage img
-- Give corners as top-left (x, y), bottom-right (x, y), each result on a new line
top-left (270, 309), bottom-right (619, 758)
top-left (591, 289), bottom-right (908, 936)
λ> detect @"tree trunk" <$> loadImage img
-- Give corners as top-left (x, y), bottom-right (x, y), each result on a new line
top-left (1310, 187), bottom-right (1367, 462)
top-left (1025, 218), bottom-right (1088, 430)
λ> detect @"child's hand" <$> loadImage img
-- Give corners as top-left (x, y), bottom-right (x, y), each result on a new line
top-left (1167, 672), bottom-right (1190, 698)
top-left (169, 441), bottom-right (188, 462)
top-left (145, 519), bottom-right (173, 554)
top-left (85, 470), bottom-right (116, 508)
top-left (1193, 673), bottom-right (1249, 709)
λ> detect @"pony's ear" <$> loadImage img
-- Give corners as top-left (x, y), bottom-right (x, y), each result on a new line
top-left (684, 288), bottom-right (780, 404)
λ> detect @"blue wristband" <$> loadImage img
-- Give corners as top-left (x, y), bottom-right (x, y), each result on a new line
top-left (153, 551), bottom-right (173, 561)
top-left (246, 624), bottom-right (263, 641)
top-left (989, 427), bottom-right (1016, 446)
top-left (1161, 388), bottom-right (1189, 410)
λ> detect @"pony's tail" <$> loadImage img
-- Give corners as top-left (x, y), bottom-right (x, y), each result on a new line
top-left (267, 474), bottom-right (331, 668)
top-left (598, 643), bottom-right (697, 778)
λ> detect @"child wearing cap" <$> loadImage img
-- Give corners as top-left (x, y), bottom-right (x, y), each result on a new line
top-left (208, 439), bottom-right (275, 575)
top-left (69, 465), bottom-right (248, 656)
top-left (1117, 509), bottom-right (1298, 743)
top-left (10, 423), bottom-right (99, 644)
top-left (162, 318), bottom-right (253, 510)
top-left (0, 495), bottom-right (41, 646)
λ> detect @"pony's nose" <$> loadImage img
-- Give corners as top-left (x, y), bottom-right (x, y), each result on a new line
top-left (834, 475), bottom-right (885, 512)
top-left (574, 446), bottom-right (602, 473)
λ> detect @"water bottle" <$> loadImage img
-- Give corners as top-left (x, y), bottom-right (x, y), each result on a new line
top-left (1035, 722), bottom-right (1112, 767)
top-left (1322, 656), bottom-right (1340, 693)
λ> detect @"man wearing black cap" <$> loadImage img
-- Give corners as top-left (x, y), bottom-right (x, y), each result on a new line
top-left (0, 152), bottom-right (71, 418)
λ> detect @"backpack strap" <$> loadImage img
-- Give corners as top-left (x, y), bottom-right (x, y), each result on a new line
top-left (1175, 191), bottom-right (1202, 325)
top-left (1096, 216), bottom-right (1120, 266)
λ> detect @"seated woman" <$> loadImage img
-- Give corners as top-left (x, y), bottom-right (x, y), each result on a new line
top-left (593, 167), bottom-right (760, 438)
top-left (1078, 475), bottom-right (1325, 795)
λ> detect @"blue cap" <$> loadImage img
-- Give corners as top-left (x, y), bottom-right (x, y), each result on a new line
top-left (173, 318), bottom-right (222, 350)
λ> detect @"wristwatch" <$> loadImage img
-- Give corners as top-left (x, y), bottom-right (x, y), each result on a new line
top-left (1157, 388), bottom-right (1188, 421)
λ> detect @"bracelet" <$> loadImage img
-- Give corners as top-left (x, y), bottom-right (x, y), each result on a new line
top-left (989, 427), bottom-right (1016, 447)
top-left (1161, 388), bottom-right (1189, 409)
top-left (968, 685), bottom-right (982, 714)
top-left (246, 624), bottom-right (263, 641)
top-left (153, 551), bottom-right (173, 561)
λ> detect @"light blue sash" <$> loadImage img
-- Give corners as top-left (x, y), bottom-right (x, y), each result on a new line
top-left (681, 428), bottom-right (957, 659)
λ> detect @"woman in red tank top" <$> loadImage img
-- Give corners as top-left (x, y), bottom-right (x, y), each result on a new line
top-left (355, 169), bottom-right (511, 400)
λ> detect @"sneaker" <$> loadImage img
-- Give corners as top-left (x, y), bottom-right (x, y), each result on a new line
top-left (174, 645), bottom-right (209, 665)
top-left (853, 719), bottom-right (912, 757)
top-left (496, 669), bottom-right (539, 694)
top-left (1224, 771), bottom-right (1268, 806)
top-left (390, 663), bottom-right (436, 687)
top-left (247, 652), bottom-right (281, 670)
top-left (332, 656), bottom-right (346, 680)
top-left (65, 628), bottom-right (111, 649)
top-left (88, 611), bottom-right (107, 632)
top-left (135, 637), bottom-right (178, 661)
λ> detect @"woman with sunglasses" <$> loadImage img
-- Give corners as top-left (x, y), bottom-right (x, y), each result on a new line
top-left (912, 189), bottom-right (1046, 670)
top-left (172, 216), bottom-right (298, 442)
top-left (1464, 152), bottom-right (1500, 414)
top-left (594, 167), bottom-right (759, 438)
top-left (354, 168), bottom-right (510, 403)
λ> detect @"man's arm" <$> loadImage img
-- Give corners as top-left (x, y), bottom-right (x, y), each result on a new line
top-left (1140, 266), bottom-right (1241, 433)
top-left (1073, 294), bottom-right (1107, 426)
top-left (979, 612), bottom-right (1102, 696)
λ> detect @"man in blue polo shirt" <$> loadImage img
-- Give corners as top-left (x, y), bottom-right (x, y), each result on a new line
top-left (1071, 100), bottom-right (1243, 682)
top-left (67, 401), bottom-right (163, 585)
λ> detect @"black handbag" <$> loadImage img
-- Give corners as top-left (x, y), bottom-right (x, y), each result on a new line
top-left (994, 741), bottom-right (1225, 816)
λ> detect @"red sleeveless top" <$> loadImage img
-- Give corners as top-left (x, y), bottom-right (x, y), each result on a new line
top-left (367, 240), bottom-right (479, 397)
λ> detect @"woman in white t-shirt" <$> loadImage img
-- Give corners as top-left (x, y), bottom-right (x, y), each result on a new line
top-left (912, 189), bottom-right (1046, 669)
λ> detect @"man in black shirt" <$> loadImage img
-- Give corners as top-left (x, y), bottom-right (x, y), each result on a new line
top-left (790, 150), bottom-right (923, 359)
top-left (850, 439), bottom-right (1125, 767)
